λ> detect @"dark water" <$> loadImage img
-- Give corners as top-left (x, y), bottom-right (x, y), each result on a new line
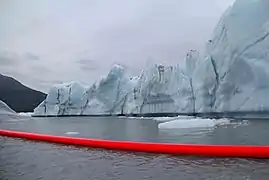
top-left (1, 116), bottom-right (269, 180)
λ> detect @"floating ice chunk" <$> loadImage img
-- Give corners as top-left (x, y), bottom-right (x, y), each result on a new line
top-left (65, 131), bottom-right (80, 135)
top-left (158, 118), bottom-right (231, 129)
top-left (18, 112), bottom-right (33, 116)
top-left (153, 116), bottom-right (194, 123)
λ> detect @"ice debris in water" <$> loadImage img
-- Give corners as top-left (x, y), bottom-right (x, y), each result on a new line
top-left (65, 132), bottom-right (80, 135)
top-left (158, 118), bottom-right (231, 129)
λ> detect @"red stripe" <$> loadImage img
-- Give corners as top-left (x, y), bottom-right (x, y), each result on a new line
top-left (1, 129), bottom-right (269, 158)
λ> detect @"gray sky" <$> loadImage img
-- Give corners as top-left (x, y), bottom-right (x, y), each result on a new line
top-left (0, 0), bottom-right (234, 92)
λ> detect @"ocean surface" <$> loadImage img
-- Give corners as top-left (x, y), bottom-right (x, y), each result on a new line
top-left (1, 115), bottom-right (269, 180)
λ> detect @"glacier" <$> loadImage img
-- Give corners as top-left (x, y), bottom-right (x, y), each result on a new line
top-left (33, 0), bottom-right (269, 116)
top-left (34, 65), bottom-right (139, 116)
top-left (33, 56), bottom-right (198, 116)
top-left (193, 0), bottom-right (269, 112)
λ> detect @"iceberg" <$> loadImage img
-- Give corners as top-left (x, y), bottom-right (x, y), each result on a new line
top-left (0, 100), bottom-right (16, 115)
top-left (34, 0), bottom-right (269, 116)
top-left (0, 100), bottom-right (32, 121)
top-left (0, 100), bottom-right (22, 119)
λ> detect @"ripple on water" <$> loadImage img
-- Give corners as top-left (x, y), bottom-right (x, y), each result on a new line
top-left (1, 137), bottom-right (269, 180)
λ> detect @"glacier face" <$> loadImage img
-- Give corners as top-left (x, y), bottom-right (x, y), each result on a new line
top-left (126, 49), bottom-right (199, 114)
top-left (34, 82), bottom-right (86, 116)
top-left (82, 64), bottom-right (137, 115)
top-left (193, 0), bottom-right (269, 112)
top-left (34, 65), bottom-right (138, 116)
top-left (34, 50), bottom-right (199, 116)
top-left (34, 0), bottom-right (269, 116)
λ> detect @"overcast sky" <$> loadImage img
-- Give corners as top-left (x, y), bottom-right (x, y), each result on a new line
top-left (0, 0), bottom-right (235, 92)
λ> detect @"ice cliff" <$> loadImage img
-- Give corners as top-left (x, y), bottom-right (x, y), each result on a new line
top-left (193, 0), bottom-right (269, 112)
top-left (34, 65), bottom-right (138, 116)
top-left (33, 0), bottom-right (269, 116)
top-left (34, 50), bottom-right (199, 116)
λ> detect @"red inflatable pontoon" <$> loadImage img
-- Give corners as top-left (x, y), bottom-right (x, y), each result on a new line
top-left (1, 129), bottom-right (269, 158)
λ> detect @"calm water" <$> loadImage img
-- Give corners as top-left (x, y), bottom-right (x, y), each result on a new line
top-left (1, 115), bottom-right (269, 180)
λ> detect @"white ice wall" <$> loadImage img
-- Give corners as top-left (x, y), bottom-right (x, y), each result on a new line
top-left (34, 0), bottom-right (269, 116)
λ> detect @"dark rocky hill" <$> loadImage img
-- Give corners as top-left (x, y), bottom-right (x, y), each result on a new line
top-left (0, 74), bottom-right (46, 112)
